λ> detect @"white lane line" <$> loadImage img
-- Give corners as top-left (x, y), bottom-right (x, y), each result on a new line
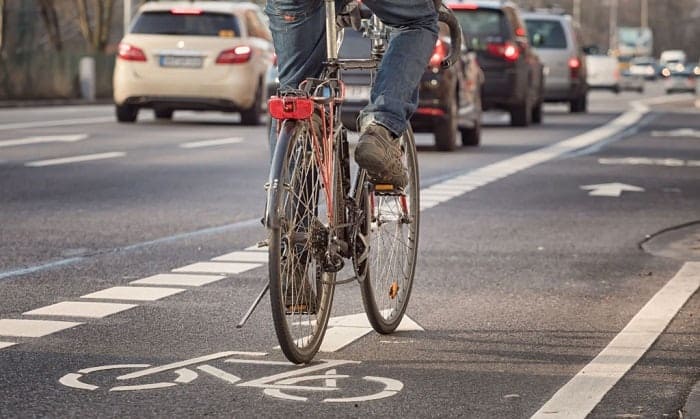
top-left (0, 134), bottom-right (88, 148)
top-left (0, 117), bottom-right (114, 131)
top-left (172, 262), bottom-right (261, 275)
top-left (130, 273), bottom-right (226, 287)
top-left (531, 262), bottom-right (700, 419)
top-left (25, 152), bottom-right (125, 167)
top-left (23, 301), bottom-right (138, 319)
top-left (212, 251), bottom-right (268, 263)
top-left (0, 341), bottom-right (16, 349)
top-left (81, 286), bottom-right (185, 301)
top-left (179, 137), bottom-right (243, 149)
top-left (0, 319), bottom-right (82, 338)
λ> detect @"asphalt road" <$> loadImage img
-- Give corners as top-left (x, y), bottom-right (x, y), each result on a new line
top-left (0, 83), bottom-right (698, 418)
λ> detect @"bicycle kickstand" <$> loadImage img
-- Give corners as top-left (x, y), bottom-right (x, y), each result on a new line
top-left (236, 283), bottom-right (269, 328)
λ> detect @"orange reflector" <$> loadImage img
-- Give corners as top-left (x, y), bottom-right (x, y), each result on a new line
top-left (389, 282), bottom-right (399, 299)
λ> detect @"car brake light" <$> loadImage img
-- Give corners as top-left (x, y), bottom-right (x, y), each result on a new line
top-left (487, 42), bottom-right (519, 62)
top-left (568, 57), bottom-right (581, 78)
top-left (450, 3), bottom-right (479, 10)
top-left (171, 8), bottom-right (202, 15)
top-left (515, 27), bottom-right (526, 37)
top-left (429, 39), bottom-right (448, 68)
top-left (118, 43), bottom-right (147, 62)
top-left (216, 46), bottom-right (252, 64)
top-left (268, 97), bottom-right (314, 120)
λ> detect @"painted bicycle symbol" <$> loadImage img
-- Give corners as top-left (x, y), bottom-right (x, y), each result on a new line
top-left (59, 351), bottom-right (403, 403)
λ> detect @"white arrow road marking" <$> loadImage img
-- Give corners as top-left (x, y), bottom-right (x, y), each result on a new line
top-left (0, 134), bottom-right (88, 148)
top-left (580, 183), bottom-right (645, 197)
top-left (25, 152), bottom-right (125, 167)
top-left (179, 137), bottom-right (243, 149)
top-left (651, 128), bottom-right (700, 138)
top-left (532, 262), bottom-right (700, 419)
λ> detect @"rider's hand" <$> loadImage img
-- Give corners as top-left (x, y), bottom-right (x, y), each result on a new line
top-left (336, 0), bottom-right (363, 31)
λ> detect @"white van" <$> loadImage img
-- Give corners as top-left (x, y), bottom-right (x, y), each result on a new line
top-left (659, 50), bottom-right (687, 72)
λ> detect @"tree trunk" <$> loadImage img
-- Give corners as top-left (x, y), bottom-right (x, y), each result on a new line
top-left (76, 0), bottom-right (116, 52)
top-left (0, 0), bottom-right (5, 52)
top-left (37, 0), bottom-right (63, 51)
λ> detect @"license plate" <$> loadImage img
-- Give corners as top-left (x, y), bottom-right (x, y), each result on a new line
top-left (345, 85), bottom-right (370, 101)
top-left (159, 55), bottom-right (203, 68)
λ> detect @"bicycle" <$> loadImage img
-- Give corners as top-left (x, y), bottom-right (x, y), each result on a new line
top-left (239, 0), bottom-right (463, 364)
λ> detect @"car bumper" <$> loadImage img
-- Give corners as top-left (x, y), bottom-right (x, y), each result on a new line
top-left (480, 69), bottom-right (524, 109)
top-left (113, 61), bottom-right (258, 110)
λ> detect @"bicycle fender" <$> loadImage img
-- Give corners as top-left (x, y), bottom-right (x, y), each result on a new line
top-left (264, 119), bottom-right (298, 229)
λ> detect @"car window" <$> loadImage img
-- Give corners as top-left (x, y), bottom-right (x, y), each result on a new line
top-left (131, 11), bottom-right (241, 37)
top-left (525, 19), bottom-right (567, 49)
top-left (453, 9), bottom-right (508, 50)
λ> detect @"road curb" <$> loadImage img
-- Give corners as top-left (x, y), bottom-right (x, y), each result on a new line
top-left (683, 380), bottom-right (700, 418)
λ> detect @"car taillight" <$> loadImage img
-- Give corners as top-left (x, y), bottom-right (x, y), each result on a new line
top-left (450, 3), bottom-right (479, 10)
top-left (568, 57), bottom-right (581, 78)
top-left (216, 46), bottom-right (252, 64)
top-left (118, 43), bottom-right (147, 62)
top-left (487, 42), bottom-right (519, 62)
top-left (429, 39), bottom-right (447, 68)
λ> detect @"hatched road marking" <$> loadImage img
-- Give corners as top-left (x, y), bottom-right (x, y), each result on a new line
top-left (130, 273), bottom-right (226, 287)
top-left (23, 301), bottom-right (138, 319)
top-left (81, 286), bottom-right (185, 301)
top-left (0, 319), bottom-right (82, 338)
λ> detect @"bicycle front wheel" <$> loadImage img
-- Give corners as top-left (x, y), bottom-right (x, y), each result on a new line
top-left (360, 127), bottom-right (420, 334)
top-left (268, 120), bottom-right (336, 364)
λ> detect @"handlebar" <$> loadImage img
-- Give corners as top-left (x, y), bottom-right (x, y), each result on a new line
top-left (436, 2), bottom-right (462, 69)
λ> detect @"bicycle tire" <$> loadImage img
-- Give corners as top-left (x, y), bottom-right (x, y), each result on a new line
top-left (268, 119), bottom-right (338, 364)
top-left (359, 127), bottom-right (420, 334)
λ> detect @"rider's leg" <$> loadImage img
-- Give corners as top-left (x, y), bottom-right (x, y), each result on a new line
top-left (354, 0), bottom-right (438, 187)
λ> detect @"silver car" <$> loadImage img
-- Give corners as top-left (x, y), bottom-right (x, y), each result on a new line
top-left (523, 11), bottom-right (588, 113)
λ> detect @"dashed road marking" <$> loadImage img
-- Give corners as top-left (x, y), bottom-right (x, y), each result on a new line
top-left (531, 262), bottom-right (700, 418)
top-left (0, 319), bottom-right (82, 338)
top-left (25, 152), bottom-right (126, 167)
top-left (179, 137), bottom-right (243, 149)
top-left (0, 341), bottom-right (16, 349)
top-left (172, 261), bottom-right (262, 275)
top-left (212, 251), bottom-right (268, 263)
top-left (81, 286), bottom-right (185, 301)
top-left (0, 134), bottom-right (88, 148)
top-left (23, 301), bottom-right (138, 318)
top-left (130, 273), bottom-right (226, 287)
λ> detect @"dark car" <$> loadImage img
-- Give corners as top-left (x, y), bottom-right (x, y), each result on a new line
top-left (339, 26), bottom-right (484, 151)
top-left (447, 0), bottom-right (544, 126)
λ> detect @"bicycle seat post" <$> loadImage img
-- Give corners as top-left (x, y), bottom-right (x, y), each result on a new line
top-left (324, 0), bottom-right (338, 62)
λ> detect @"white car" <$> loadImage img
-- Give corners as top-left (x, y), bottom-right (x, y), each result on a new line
top-left (585, 54), bottom-right (620, 93)
top-left (113, 1), bottom-right (275, 124)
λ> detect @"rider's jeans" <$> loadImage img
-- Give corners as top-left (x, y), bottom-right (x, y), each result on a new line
top-left (265, 0), bottom-right (438, 149)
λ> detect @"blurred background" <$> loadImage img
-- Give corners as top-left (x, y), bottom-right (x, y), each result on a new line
top-left (0, 0), bottom-right (699, 100)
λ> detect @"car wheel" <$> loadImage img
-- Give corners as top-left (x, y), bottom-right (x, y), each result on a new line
top-left (510, 101), bottom-right (531, 127)
top-left (531, 101), bottom-right (543, 124)
top-left (434, 93), bottom-right (458, 151)
top-left (154, 108), bottom-right (174, 120)
top-left (116, 104), bottom-right (138, 123)
top-left (241, 82), bottom-right (263, 126)
top-left (570, 95), bottom-right (587, 113)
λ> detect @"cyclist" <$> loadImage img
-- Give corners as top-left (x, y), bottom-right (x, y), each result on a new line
top-left (266, 0), bottom-right (439, 188)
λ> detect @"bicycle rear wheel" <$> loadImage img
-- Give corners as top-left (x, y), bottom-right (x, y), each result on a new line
top-left (359, 127), bottom-right (420, 334)
top-left (268, 120), bottom-right (337, 364)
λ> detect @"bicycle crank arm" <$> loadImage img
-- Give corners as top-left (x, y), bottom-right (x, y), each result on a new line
top-left (236, 283), bottom-right (270, 328)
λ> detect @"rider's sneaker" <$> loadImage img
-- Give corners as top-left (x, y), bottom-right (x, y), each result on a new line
top-left (354, 123), bottom-right (407, 189)
top-left (285, 266), bottom-right (317, 315)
